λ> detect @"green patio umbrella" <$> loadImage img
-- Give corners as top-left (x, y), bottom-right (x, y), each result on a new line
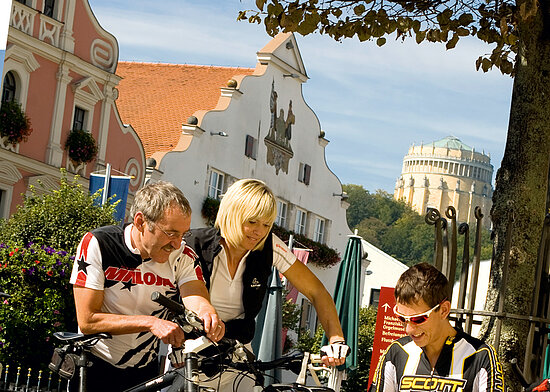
top-left (323, 234), bottom-right (363, 373)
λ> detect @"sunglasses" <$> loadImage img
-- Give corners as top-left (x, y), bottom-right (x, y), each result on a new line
top-left (393, 302), bottom-right (443, 325)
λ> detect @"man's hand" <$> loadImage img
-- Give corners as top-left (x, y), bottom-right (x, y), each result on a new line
top-left (320, 341), bottom-right (350, 367)
top-left (150, 318), bottom-right (186, 348)
top-left (198, 306), bottom-right (225, 342)
top-left (180, 281), bottom-right (225, 342)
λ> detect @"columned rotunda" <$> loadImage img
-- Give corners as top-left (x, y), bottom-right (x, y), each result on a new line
top-left (394, 136), bottom-right (493, 229)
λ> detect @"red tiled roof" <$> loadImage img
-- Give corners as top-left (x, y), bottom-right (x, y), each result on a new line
top-left (115, 62), bottom-right (255, 158)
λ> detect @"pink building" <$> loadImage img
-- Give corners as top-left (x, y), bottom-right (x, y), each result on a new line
top-left (0, 0), bottom-right (146, 218)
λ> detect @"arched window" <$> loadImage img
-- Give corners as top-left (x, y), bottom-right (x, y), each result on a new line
top-left (2, 72), bottom-right (16, 103)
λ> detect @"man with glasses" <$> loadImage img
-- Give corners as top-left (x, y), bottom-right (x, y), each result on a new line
top-left (69, 181), bottom-right (223, 391)
top-left (370, 262), bottom-right (504, 392)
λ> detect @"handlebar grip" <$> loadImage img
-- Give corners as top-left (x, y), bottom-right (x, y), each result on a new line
top-left (151, 291), bottom-right (187, 315)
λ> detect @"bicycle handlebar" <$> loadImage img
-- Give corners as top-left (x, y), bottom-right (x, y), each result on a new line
top-left (151, 291), bottom-right (204, 334)
top-left (230, 352), bottom-right (304, 374)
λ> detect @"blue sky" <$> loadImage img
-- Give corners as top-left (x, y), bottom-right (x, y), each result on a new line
top-left (87, 0), bottom-right (513, 193)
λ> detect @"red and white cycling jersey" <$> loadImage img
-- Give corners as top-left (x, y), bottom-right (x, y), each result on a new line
top-left (69, 224), bottom-right (196, 368)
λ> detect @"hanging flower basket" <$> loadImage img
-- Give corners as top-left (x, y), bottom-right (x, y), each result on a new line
top-left (0, 100), bottom-right (33, 145)
top-left (64, 129), bottom-right (98, 165)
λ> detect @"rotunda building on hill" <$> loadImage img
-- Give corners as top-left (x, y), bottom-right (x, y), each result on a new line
top-left (394, 136), bottom-right (493, 229)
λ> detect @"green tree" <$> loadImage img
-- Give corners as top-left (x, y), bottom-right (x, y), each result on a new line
top-left (342, 184), bottom-right (372, 228)
top-left (241, 2), bottom-right (550, 387)
top-left (355, 217), bottom-right (386, 248)
top-left (0, 170), bottom-right (118, 369)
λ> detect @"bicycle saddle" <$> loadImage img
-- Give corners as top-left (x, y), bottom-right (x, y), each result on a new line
top-left (53, 331), bottom-right (112, 342)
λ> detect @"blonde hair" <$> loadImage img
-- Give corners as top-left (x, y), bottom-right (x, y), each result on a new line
top-left (215, 179), bottom-right (277, 250)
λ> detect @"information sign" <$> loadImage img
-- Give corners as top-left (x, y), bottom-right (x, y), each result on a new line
top-left (367, 286), bottom-right (407, 389)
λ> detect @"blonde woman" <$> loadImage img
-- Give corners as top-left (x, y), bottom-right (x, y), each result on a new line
top-left (180, 179), bottom-right (349, 370)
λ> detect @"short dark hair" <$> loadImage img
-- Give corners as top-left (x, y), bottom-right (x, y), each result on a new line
top-left (130, 181), bottom-right (191, 223)
top-left (395, 262), bottom-right (450, 308)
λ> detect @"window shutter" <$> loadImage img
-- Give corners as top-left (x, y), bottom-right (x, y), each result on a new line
top-left (245, 135), bottom-right (253, 157)
top-left (304, 164), bottom-right (311, 185)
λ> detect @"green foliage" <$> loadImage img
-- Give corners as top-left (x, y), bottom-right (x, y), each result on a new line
top-left (0, 100), bottom-right (32, 144)
top-left (295, 325), bottom-right (324, 354)
top-left (201, 197), bottom-right (221, 226)
top-left (272, 224), bottom-right (340, 268)
top-left (0, 242), bottom-right (74, 369)
top-left (238, 0), bottom-right (536, 76)
top-left (341, 306), bottom-right (377, 392)
top-left (64, 129), bottom-right (98, 165)
top-left (0, 170), bottom-right (118, 255)
top-left (343, 185), bottom-right (407, 228)
top-left (344, 184), bottom-right (492, 267)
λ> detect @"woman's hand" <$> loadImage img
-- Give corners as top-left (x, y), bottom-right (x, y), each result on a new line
top-left (320, 341), bottom-right (350, 367)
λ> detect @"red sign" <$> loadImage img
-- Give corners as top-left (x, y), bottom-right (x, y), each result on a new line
top-left (368, 286), bottom-right (407, 389)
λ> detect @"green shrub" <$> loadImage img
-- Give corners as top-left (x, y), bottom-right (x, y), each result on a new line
top-left (0, 169), bottom-right (118, 255)
top-left (0, 242), bottom-right (74, 369)
top-left (296, 325), bottom-right (324, 354)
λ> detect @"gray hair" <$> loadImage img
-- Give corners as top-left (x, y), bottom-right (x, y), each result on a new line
top-left (130, 181), bottom-right (191, 222)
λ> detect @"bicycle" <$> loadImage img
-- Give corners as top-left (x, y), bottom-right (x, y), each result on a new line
top-left (50, 291), bottom-right (335, 392)
top-left (125, 291), bottom-right (335, 392)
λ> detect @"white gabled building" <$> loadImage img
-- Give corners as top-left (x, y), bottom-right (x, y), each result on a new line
top-left (115, 33), bottom-right (354, 329)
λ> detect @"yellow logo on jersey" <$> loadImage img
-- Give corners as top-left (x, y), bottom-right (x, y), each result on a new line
top-left (400, 375), bottom-right (466, 391)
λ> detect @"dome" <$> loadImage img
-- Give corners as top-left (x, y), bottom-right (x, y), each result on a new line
top-left (426, 136), bottom-right (473, 152)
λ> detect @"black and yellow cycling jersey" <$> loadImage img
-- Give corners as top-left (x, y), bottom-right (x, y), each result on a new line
top-left (370, 330), bottom-right (504, 392)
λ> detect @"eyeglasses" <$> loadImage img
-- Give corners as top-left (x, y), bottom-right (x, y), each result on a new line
top-left (149, 222), bottom-right (189, 242)
top-left (393, 302), bottom-right (443, 325)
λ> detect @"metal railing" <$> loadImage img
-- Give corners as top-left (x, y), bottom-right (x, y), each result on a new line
top-left (425, 206), bottom-right (550, 383)
top-left (0, 364), bottom-right (65, 392)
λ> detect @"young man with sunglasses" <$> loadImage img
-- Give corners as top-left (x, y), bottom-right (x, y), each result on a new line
top-left (370, 262), bottom-right (505, 392)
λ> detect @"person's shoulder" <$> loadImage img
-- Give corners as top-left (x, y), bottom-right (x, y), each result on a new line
top-left (456, 330), bottom-right (497, 352)
top-left (386, 335), bottom-right (414, 353)
top-left (91, 224), bottom-right (124, 237)
top-left (181, 227), bottom-right (221, 260)
top-left (271, 233), bottom-right (289, 250)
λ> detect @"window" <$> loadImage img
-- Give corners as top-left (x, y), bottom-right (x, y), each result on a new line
top-left (294, 209), bottom-right (306, 235)
top-left (313, 217), bottom-right (325, 244)
top-left (298, 163), bottom-right (311, 185)
top-left (208, 170), bottom-right (224, 199)
top-left (244, 135), bottom-right (257, 159)
top-left (72, 107), bottom-right (86, 131)
top-left (299, 298), bottom-right (318, 334)
top-left (2, 72), bottom-right (16, 103)
top-left (275, 200), bottom-right (287, 228)
top-left (369, 288), bottom-right (380, 308)
top-left (44, 0), bottom-right (55, 17)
